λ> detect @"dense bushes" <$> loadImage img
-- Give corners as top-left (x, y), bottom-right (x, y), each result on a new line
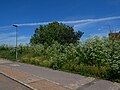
top-left (0, 36), bottom-right (120, 82)
top-left (0, 45), bottom-right (15, 60)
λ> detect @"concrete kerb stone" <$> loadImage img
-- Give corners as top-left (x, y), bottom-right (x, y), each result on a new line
top-left (109, 82), bottom-right (120, 90)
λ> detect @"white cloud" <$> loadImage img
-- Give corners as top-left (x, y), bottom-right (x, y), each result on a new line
top-left (1, 16), bottom-right (120, 28)
top-left (18, 36), bottom-right (30, 45)
top-left (12, 16), bottom-right (120, 27)
top-left (0, 32), bottom-right (16, 38)
top-left (0, 26), bottom-right (12, 29)
top-left (74, 22), bottom-right (92, 29)
top-left (15, 22), bottom-right (51, 27)
top-left (0, 36), bottom-right (30, 46)
top-left (90, 33), bottom-right (108, 37)
top-left (0, 32), bottom-right (30, 46)
top-left (74, 16), bottom-right (120, 28)
top-left (0, 38), bottom-right (15, 46)
top-left (0, 16), bottom-right (120, 44)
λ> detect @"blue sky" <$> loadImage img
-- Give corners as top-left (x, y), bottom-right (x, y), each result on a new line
top-left (0, 0), bottom-right (120, 45)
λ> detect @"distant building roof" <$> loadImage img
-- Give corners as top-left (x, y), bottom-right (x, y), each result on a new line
top-left (109, 31), bottom-right (120, 40)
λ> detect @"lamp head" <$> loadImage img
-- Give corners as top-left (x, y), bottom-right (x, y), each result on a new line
top-left (13, 24), bottom-right (18, 27)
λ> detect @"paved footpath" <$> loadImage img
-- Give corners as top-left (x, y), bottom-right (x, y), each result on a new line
top-left (0, 73), bottom-right (31, 90)
top-left (0, 59), bottom-right (120, 90)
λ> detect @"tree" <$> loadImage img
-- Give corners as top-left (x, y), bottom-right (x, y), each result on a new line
top-left (30, 22), bottom-right (84, 45)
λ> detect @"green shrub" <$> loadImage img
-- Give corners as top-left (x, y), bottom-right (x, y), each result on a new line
top-left (0, 36), bottom-right (120, 82)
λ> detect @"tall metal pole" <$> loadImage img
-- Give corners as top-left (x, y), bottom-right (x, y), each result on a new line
top-left (13, 25), bottom-right (18, 60)
top-left (16, 26), bottom-right (18, 60)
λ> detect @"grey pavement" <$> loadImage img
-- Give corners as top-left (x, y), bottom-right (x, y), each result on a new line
top-left (0, 60), bottom-right (120, 90)
top-left (0, 73), bottom-right (31, 90)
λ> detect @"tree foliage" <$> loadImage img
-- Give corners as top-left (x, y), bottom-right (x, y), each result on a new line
top-left (30, 22), bottom-right (84, 45)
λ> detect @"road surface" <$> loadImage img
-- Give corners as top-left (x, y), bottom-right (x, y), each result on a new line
top-left (0, 60), bottom-right (120, 90)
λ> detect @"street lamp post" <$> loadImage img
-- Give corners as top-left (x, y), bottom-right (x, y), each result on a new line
top-left (13, 24), bottom-right (18, 60)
